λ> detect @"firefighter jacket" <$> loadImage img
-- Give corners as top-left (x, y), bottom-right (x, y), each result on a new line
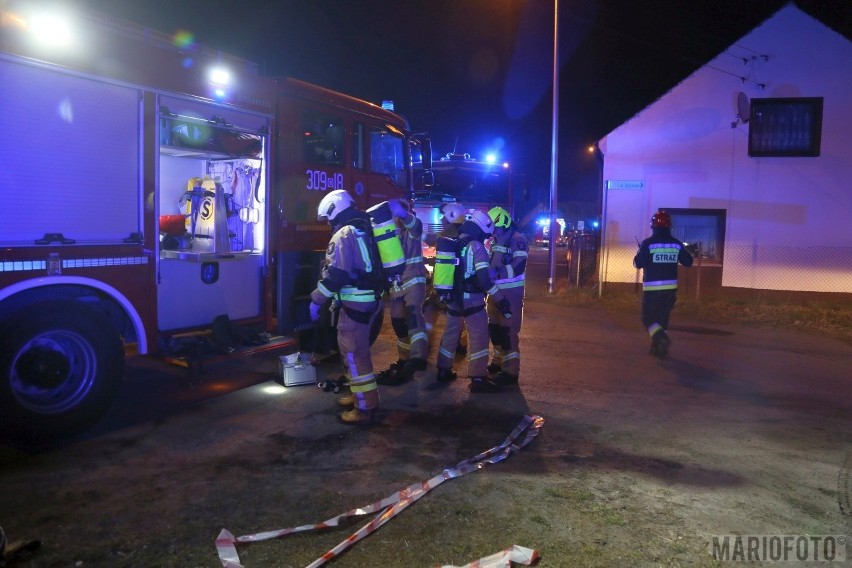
top-left (489, 228), bottom-right (528, 291)
top-left (633, 228), bottom-right (693, 291)
top-left (311, 214), bottom-right (384, 308)
top-left (455, 238), bottom-right (506, 307)
top-left (395, 211), bottom-right (427, 291)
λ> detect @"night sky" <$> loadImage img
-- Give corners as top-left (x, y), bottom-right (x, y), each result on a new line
top-left (72, 0), bottom-right (851, 220)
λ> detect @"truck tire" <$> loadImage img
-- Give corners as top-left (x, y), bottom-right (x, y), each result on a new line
top-left (0, 300), bottom-right (124, 445)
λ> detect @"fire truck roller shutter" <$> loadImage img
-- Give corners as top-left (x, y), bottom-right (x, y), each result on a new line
top-left (0, 300), bottom-right (124, 446)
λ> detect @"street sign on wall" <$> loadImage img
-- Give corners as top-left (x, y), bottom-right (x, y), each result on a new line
top-left (605, 180), bottom-right (645, 190)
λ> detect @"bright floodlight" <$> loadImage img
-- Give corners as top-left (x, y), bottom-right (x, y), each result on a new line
top-left (209, 67), bottom-right (231, 87)
top-left (30, 13), bottom-right (73, 47)
top-left (485, 153), bottom-right (497, 164)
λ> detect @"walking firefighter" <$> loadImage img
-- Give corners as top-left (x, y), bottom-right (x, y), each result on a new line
top-left (633, 210), bottom-right (693, 359)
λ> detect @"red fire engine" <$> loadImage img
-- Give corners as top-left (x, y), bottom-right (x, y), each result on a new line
top-left (0, 2), bottom-right (421, 442)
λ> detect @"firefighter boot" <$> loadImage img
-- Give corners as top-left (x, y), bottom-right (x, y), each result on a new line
top-left (435, 367), bottom-right (457, 383)
top-left (337, 407), bottom-right (376, 426)
top-left (336, 392), bottom-right (356, 407)
top-left (650, 331), bottom-right (671, 359)
top-left (469, 376), bottom-right (501, 393)
top-left (495, 372), bottom-right (518, 386)
top-left (376, 360), bottom-right (406, 386)
top-left (487, 362), bottom-right (502, 375)
top-left (403, 357), bottom-right (427, 375)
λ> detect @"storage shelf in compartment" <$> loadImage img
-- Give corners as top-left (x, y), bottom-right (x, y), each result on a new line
top-left (160, 250), bottom-right (253, 262)
top-left (159, 145), bottom-right (233, 160)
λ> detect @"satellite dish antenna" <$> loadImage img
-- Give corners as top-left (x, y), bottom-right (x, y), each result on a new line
top-left (737, 92), bottom-right (750, 124)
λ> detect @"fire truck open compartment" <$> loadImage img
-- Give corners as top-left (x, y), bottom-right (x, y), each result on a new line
top-left (156, 96), bottom-right (270, 332)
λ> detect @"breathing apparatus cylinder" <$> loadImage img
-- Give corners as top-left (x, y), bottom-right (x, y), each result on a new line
top-left (433, 236), bottom-right (459, 298)
top-left (366, 201), bottom-right (405, 279)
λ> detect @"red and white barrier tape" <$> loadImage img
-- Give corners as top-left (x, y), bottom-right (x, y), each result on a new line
top-left (439, 544), bottom-right (540, 568)
top-left (216, 414), bottom-right (544, 568)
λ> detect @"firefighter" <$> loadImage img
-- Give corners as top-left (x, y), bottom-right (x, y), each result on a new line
top-left (309, 189), bottom-right (385, 424)
top-left (435, 210), bottom-right (512, 393)
top-left (423, 202), bottom-right (469, 353)
top-left (376, 199), bottom-right (429, 385)
top-left (486, 206), bottom-right (528, 386)
top-left (633, 210), bottom-right (693, 358)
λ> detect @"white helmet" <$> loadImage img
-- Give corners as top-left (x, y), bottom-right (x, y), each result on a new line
top-left (317, 190), bottom-right (354, 222)
top-left (466, 210), bottom-right (494, 236)
top-left (440, 202), bottom-right (466, 224)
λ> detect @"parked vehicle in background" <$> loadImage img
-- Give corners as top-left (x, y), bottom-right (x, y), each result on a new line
top-left (0, 2), bottom-right (420, 443)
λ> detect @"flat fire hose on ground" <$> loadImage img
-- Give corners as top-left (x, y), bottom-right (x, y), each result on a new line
top-left (216, 414), bottom-right (544, 568)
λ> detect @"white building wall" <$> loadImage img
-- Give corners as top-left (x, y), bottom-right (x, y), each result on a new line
top-left (599, 5), bottom-right (852, 293)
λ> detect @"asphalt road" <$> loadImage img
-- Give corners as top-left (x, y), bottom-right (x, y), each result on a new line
top-left (51, 245), bottom-right (851, 445)
top-left (2, 245), bottom-right (850, 567)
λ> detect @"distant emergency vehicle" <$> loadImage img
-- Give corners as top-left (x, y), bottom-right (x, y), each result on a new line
top-left (411, 152), bottom-right (515, 261)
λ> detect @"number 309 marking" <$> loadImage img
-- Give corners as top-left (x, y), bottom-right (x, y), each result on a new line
top-left (306, 170), bottom-right (344, 191)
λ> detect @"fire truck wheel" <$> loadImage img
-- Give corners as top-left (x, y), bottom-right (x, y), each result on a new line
top-left (0, 301), bottom-right (124, 446)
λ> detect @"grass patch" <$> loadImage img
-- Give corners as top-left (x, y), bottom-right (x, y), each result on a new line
top-left (544, 284), bottom-right (852, 344)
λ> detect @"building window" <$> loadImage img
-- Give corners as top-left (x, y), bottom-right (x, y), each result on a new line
top-left (748, 97), bottom-right (823, 157)
top-left (665, 209), bottom-right (726, 264)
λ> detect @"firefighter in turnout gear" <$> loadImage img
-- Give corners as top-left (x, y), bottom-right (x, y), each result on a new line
top-left (310, 190), bottom-right (385, 424)
top-left (376, 199), bottom-right (429, 385)
top-left (633, 210), bottom-right (693, 359)
top-left (423, 202), bottom-right (469, 355)
top-left (435, 210), bottom-right (512, 393)
top-left (486, 207), bottom-right (528, 386)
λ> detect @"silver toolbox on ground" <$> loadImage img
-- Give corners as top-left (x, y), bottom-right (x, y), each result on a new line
top-left (278, 353), bottom-right (317, 386)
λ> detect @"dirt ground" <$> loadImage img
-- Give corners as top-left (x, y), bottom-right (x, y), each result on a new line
top-left (1, 249), bottom-right (850, 567)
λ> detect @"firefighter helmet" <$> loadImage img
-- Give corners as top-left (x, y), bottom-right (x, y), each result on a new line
top-left (488, 206), bottom-right (512, 229)
top-left (440, 202), bottom-right (466, 224)
top-left (651, 211), bottom-right (671, 229)
top-left (466, 210), bottom-right (494, 236)
top-left (317, 190), bottom-right (354, 222)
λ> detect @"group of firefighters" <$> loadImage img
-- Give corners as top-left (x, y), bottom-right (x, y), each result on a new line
top-left (307, 190), bottom-right (529, 425)
top-left (307, 189), bottom-right (692, 426)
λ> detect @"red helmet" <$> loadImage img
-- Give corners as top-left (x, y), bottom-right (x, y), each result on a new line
top-left (651, 211), bottom-right (671, 229)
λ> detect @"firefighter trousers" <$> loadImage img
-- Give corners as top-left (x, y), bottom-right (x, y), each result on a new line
top-left (486, 286), bottom-right (524, 376)
top-left (641, 289), bottom-right (677, 337)
top-left (337, 300), bottom-right (383, 411)
top-left (389, 282), bottom-right (428, 362)
top-left (437, 295), bottom-right (489, 377)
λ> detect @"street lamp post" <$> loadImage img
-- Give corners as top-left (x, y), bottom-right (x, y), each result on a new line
top-left (547, 0), bottom-right (559, 294)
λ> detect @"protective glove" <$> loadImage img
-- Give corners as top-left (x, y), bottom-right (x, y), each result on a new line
top-left (388, 198), bottom-right (408, 219)
top-left (309, 301), bottom-right (322, 322)
top-left (497, 298), bottom-right (512, 319)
